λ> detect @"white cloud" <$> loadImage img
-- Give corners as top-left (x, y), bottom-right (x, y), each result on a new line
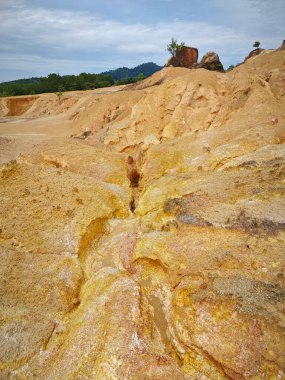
top-left (0, 0), bottom-right (284, 80)
top-left (0, 53), bottom-right (124, 75)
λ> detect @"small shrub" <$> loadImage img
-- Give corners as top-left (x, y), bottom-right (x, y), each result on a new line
top-left (166, 38), bottom-right (185, 58)
top-left (56, 91), bottom-right (64, 102)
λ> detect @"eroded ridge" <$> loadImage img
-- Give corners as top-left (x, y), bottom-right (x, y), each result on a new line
top-left (0, 49), bottom-right (285, 379)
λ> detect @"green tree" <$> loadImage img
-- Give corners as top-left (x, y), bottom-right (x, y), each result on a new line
top-left (135, 73), bottom-right (146, 82)
top-left (253, 41), bottom-right (260, 48)
top-left (166, 38), bottom-right (185, 58)
top-left (56, 90), bottom-right (64, 103)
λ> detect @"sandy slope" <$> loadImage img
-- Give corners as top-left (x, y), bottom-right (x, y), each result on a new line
top-left (0, 50), bottom-right (285, 379)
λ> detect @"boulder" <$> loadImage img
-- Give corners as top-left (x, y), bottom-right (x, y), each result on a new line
top-left (198, 51), bottom-right (225, 72)
top-left (165, 46), bottom-right (198, 68)
top-left (244, 48), bottom-right (264, 62)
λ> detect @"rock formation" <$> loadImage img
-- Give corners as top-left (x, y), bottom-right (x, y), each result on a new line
top-left (0, 49), bottom-right (285, 379)
top-left (165, 46), bottom-right (198, 68)
top-left (164, 49), bottom-right (225, 73)
top-left (244, 48), bottom-right (264, 61)
top-left (197, 51), bottom-right (225, 72)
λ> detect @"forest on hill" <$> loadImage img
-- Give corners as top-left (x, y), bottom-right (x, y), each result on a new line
top-left (103, 62), bottom-right (162, 80)
top-left (0, 62), bottom-right (162, 97)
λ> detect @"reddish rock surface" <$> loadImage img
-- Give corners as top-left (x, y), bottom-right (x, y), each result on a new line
top-left (244, 48), bottom-right (264, 61)
top-left (165, 46), bottom-right (198, 68)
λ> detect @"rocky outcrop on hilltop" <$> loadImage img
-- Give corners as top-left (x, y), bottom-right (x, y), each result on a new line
top-left (165, 46), bottom-right (198, 68)
top-left (197, 51), bottom-right (225, 72)
top-left (244, 48), bottom-right (264, 61)
top-left (165, 48), bottom-right (225, 73)
top-left (0, 49), bottom-right (285, 379)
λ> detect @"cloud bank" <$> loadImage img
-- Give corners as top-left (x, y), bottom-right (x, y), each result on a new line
top-left (0, 0), bottom-right (284, 81)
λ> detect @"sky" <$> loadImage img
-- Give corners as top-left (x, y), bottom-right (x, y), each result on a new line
top-left (0, 0), bottom-right (284, 82)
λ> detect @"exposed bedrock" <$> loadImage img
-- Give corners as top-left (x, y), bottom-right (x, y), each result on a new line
top-left (0, 49), bottom-right (285, 379)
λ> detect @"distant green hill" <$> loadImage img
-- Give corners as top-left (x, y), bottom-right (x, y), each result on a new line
top-left (1, 77), bottom-right (41, 85)
top-left (0, 62), bottom-right (162, 97)
top-left (102, 62), bottom-right (162, 81)
top-left (1, 62), bottom-right (162, 88)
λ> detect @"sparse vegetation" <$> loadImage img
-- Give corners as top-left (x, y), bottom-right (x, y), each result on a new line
top-left (253, 41), bottom-right (261, 48)
top-left (228, 65), bottom-right (235, 71)
top-left (166, 38), bottom-right (185, 58)
top-left (56, 91), bottom-right (64, 102)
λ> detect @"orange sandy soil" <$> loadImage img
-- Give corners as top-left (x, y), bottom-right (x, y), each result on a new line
top-left (0, 51), bottom-right (285, 379)
top-left (0, 86), bottom-right (126, 163)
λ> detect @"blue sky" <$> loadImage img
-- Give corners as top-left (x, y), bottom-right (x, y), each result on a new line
top-left (0, 0), bottom-right (284, 81)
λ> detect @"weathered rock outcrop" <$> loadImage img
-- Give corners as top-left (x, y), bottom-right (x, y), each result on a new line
top-left (0, 49), bottom-right (285, 379)
top-left (164, 49), bottom-right (225, 73)
top-left (165, 46), bottom-right (198, 68)
top-left (197, 51), bottom-right (225, 72)
top-left (244, 48), bottom-right (264, 61)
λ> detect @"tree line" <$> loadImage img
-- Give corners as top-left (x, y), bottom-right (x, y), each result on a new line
top-left (0, 72), bottom-right (146, 97)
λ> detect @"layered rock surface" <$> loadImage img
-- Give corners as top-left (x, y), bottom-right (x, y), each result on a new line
top-left (0, 50), bottom-right (285, 379)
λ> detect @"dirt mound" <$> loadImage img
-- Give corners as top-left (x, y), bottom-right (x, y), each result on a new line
top-left (103, 69), bottom-right (227, 152)
top-left (125, 66), bottom-right (190, 90)
top-left (0, 93), bottom-right (88, 118)
top-left (0, 96), bottom-right (39, 116)
top-left (70, 89), bottom-right (144, 144)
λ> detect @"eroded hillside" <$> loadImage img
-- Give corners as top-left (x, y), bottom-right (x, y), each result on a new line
top-left (0, 50), bottom-right (285, 379)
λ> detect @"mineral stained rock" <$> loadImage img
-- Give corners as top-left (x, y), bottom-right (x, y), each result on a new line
top-left (0, 49), bottom-right (285, 379)
top-left (165, 46), bottom-right (199, 68)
